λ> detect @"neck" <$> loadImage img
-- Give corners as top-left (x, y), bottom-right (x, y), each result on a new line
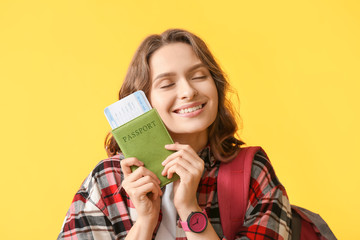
top-left (170, 131), bottom-right (208, 153)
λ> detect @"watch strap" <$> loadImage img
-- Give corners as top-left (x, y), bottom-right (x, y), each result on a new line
top-left (180, 219), bottom-right (191, 231)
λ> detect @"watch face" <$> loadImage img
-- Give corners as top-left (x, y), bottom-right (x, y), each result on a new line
top-left (188, 212), bottom-right (208, 233)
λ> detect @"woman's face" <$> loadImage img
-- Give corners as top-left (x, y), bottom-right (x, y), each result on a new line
top-left (148, 42), bottom-right (218, 139)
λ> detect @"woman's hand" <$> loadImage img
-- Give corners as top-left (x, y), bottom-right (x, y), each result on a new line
top-left (121, 157), bottom-right (162, 230)
top-left (161, 143), bottom-right (205, 215)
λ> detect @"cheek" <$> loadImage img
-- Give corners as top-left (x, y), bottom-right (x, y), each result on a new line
top-left (149, 90), bottom-right (159, 108)
top-left (209, 85), bottom-right (219, 118)
top-left (209, 84), bottom-right (219, 107)
top-left (149, 93), bottom-right (172, 114)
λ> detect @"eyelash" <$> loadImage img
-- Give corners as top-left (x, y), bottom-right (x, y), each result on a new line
top-left (160, 83), bottom-right (175, 89)
top-left (192, 76), bottom-right (207, 80)
top-left (159, 76), bottom-right (207, 89)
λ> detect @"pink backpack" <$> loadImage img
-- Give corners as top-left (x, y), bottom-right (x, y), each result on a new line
top-left (217, 146), bottom-right (336, 240)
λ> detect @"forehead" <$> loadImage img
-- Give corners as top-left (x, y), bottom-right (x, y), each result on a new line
top-left (149, 42), bottom-right (202, 76)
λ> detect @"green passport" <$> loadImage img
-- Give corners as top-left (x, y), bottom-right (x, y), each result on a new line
top-left (111, 108), bottom-right (179, 187)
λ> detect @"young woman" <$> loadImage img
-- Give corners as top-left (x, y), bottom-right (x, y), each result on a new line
top-left (58, 29), bottom-right (292, 240)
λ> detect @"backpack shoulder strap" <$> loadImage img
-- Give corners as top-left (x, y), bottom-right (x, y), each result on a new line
top-left (217, 146), bottom-right (263, 240)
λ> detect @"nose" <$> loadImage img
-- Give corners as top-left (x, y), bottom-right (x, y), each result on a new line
top-left (177, 78), bottom-right (198, 100)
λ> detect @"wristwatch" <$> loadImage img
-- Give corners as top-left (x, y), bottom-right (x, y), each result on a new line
top-left (180, 209), bottom-right (208, 233)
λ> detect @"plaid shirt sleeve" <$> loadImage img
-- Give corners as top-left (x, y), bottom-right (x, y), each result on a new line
top-left (58, 149), bottom-right (291, 240)
top-left (235, 151), bottom-right (292, 240)
top-left (57, 155), bottom-right (134, 240)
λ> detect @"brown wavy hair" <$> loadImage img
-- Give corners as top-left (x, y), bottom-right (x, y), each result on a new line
top-left (105, 28), bottom-right (244, 162)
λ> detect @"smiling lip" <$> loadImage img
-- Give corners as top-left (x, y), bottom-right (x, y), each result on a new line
top-left (173, 102), bottom-right (206, 116)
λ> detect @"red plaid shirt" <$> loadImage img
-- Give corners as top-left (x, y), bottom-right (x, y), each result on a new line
top-left (58, 147), bottom-right (292, 239)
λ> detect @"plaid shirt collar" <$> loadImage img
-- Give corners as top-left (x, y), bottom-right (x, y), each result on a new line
top-left (198, 145), bottom-right (217, 169)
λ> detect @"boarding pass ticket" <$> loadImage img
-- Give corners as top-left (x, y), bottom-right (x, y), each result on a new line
top-left (104, 90), bottom-right (152, 129)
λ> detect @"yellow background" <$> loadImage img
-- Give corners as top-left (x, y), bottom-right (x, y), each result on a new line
top-left (0, 0), bottom-right (359, 239)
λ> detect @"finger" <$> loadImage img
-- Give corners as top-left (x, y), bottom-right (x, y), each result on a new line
top-left (129, 175), bottom-right (162, 196)
top-left (123, 175), bottom-right (162, 200)
top-left (162, 151), bottom-right (203, 176)
top-left (135, 182), bottom-right (162, 200)
top-left (162, 148), bottom-right (199, 167)
top-left (127, 166), bottom-right (161, 185)
top-left (163, 156), bottom-right (200, 179)
top-left (120, 157), bottom-right (144, 178)
top-left (165, 143), bottom-right (198, 156)
top-left (166, 163), bottom-right (192, 180)
top-left (161, 156), bottom-right (184, 176)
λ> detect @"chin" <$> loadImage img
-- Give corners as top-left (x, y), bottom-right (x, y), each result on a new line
top-left (170, 125), bottom-right (210, 136)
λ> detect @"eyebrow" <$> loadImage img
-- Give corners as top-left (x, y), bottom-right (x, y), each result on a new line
top-left (153, 63), bottom-right (207, 82)
top-left (188, 63), bottom-right (207, 73)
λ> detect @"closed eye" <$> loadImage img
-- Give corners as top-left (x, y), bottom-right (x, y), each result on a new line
top-left (160, 83), bottom-right (175, 89)
top-left (192, 76), bottom-right (207, 80)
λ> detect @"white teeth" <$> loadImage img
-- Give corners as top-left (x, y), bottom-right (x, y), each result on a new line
top-left (178, 105), bottom-right (202, 114)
